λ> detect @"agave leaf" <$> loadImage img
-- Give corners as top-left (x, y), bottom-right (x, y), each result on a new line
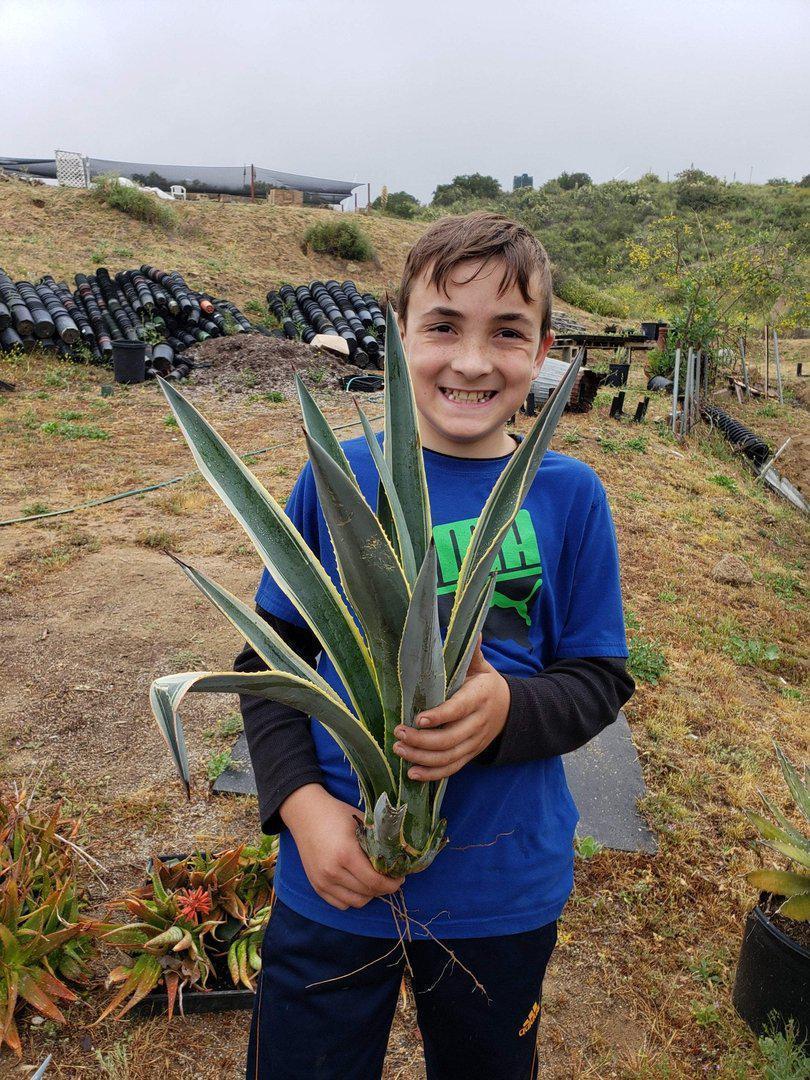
top-left (444, 356), bottom-right (581, 676)
top-left (432, 572), bottom-right (498, 829)
top-left (30, 1055), bottom-right (52, 1080)
top-left (157, 375), bottom-right (382, 742)
top-left (746, 868), bottom-right (810, 896)
top-left (757, 791), bottom-right (810, 854)
top-left (168, 555), bottom-right (333, 697)
top-left (305, 431), bottom-right (410, 751)
top-left (295, 373), bottom-right (355, 480)
top-left (355, 401), bottom-right (418, 585)
top-left (150, 670), bottom-right (395, 810)
top-left (774, 741), bottom-right (810, 822)
top-left (383, 306), bottom-right (431, 574)
top-left (445, 574), bottom-right (498, 698)
top-left (746, 811), bottom-right (810, 868)
top-left (397, 542), bottom-right (446, 850)
top-left (779, 893), bottom-right (810, 920)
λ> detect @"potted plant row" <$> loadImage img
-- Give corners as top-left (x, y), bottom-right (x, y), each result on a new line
top-left (732, 741), bottom-right (809, 1043)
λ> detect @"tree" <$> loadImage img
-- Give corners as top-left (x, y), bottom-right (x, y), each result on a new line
top-left (371, 190), bottom-right (420, 219)
top-left (556, 172), bottom-right (592, 191)
top-left (628, 212), bottom-right (805, 373)
top-left (798, 175), bottom-right (810, 188)
top-left (431, 173), bottom-right (502, 206)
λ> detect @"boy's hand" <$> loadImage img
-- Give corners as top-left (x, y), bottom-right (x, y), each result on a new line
top-left (392, 640), bottom-right (510, 781)
top-left (280, 784), bottom-right (404, 910)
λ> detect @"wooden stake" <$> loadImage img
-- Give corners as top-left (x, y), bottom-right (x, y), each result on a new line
top-left (765, 324), bottom-right (770, 397)
top-left (739, 337), bottom-right (750, 397)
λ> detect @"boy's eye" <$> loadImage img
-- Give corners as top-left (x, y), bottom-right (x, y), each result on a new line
top-left (428, 324), bottom-right (454, 334)
top-left (497, 328), bottom-right (524, 339)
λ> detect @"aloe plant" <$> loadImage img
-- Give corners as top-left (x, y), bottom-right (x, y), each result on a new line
top-left (0, 791), bottom-right (94, 1056)
top-left (746, 741), bottom-right (810, 921)
top-left (150, 307), bottom-right (580, 877)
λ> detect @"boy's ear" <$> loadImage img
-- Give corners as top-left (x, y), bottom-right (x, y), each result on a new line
top-left (531, 331), bottom-right (555, 379)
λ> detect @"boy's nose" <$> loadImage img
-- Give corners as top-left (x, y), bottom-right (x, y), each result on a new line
top-left (448, 345), bottom-right (495, 382)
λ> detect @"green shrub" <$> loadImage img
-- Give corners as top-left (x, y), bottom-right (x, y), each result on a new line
top-left (303, 218), bottom-right (375, 262)
top-left (92, 175), bottom-right (177, 228)
top-left (646, 347), bottom-right (674, 378)
top-left (553, 268), bottom-right (628, 317)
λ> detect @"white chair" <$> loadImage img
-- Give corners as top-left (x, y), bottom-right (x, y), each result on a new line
top-left (170, 185), bottom-right (187, 200)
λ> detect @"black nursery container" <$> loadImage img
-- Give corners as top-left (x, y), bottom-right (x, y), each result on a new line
top-left (732, 898), bottom-right (809, 1042)
top-left (641, 321), bottom-right (660, 340)
top-left (112, 340), bottom-right (146, 384)
top-left (605, 363), bottom-right (630, 387)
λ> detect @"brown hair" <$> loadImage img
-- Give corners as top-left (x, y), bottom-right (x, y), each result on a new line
top-left (398, 211), bottom-right (553, 338)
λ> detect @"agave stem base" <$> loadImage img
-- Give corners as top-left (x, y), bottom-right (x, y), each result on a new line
top-left (355, 793), bottom-right (447, 877)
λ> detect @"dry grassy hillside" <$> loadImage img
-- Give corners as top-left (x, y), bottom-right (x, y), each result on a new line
top-left (0, 179), bottom-right (597, 327)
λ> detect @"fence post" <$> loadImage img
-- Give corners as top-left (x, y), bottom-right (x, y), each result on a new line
top-left (671, 347), bottom-right (682, 433)
top-left (772, 328), bottom-right (784, 404)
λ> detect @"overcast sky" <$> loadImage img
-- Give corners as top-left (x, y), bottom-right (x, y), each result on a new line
top-left (1, 0), bottom-right (807, 205)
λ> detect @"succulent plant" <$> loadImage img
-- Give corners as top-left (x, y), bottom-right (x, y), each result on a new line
top-left (0, 791), bottom-right (93, 1056)
top-left (150, 308), bottom-right (580, 877)
top-left (746, 741), bottom-right (810, 922)
top-left (96, 843), bottom-right (276, 1018)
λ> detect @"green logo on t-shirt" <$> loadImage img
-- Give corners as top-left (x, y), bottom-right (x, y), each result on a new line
top-left (433, 509), bottom-right (542, 643)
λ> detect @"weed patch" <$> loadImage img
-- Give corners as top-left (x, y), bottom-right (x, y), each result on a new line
top-left (136, 528), bottom-right (179, 551)
top-left (627, 638), bottom-right (668, 685)
top-left (207, 750), bottom-right (234, 782)
top-left (725, 635), bottom-right (780, 667)
top-left (40, 420), bottom-right (109, 440)
top-left (708, 473), bottom-right (739, 493)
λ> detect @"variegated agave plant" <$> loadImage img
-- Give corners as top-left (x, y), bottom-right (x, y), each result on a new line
top-left (151, 308), bottom-right (580, 878)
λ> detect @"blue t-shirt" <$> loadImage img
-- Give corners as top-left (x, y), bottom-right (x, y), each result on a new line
top-left (255, 434), bottom-right (628, 939)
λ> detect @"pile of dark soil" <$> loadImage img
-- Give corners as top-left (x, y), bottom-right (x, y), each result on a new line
top-left (185, 334), bottom-right (373, 397)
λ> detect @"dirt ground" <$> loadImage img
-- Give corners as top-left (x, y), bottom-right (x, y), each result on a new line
top-left (1, 340), bottom-right (808, 1078)
top-left (185, 334), bottom-right (378, 397)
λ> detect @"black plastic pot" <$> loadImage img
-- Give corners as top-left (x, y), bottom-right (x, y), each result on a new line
top-left (641, 321), bottom-right (660, 340)
top-left (605, 363), bottom-right (630, 387)
top-left (112, 340), bottom-right (146, 384)
top-left (732, 898), bottom-right (809, 1042)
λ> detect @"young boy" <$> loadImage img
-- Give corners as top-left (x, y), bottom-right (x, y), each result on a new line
top-left (236, 212), bottom-right (634, 1079)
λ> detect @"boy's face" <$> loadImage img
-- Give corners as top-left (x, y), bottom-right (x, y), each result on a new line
top-left (399, 258), bottom-right (554, 458)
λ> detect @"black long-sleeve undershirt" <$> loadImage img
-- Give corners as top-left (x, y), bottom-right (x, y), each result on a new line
top-left (235, 605), bottom-right (635, 835)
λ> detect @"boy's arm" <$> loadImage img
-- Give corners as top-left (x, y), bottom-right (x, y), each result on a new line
top-left (474, 657), bottom-right (634, 765)
top-left (234, 604), bottom-right (324, 835)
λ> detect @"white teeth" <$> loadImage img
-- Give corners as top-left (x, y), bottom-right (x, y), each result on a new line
top-left (441, 388), bottom-right (496, 403)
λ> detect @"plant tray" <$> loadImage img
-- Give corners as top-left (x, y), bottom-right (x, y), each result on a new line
top-left (130, 851), bottom-right (262, 1016)
top-left (130, 976), bottom-right (255, 1017)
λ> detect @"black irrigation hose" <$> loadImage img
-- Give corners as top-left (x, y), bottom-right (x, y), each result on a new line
top-left (0, 412), bottom-right (384, 528)
top-left (702, 404), bottom-right (771, 468)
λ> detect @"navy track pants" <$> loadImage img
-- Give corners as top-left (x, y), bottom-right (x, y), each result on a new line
top-left (246, 899), bottom-right (557, 1080)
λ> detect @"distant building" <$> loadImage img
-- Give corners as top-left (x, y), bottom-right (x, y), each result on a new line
top-left (513, 173), bottom-right (533, 191)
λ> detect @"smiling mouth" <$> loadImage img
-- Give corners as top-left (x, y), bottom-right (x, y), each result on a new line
top-left (439, 387), bottom-right (498, 404)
